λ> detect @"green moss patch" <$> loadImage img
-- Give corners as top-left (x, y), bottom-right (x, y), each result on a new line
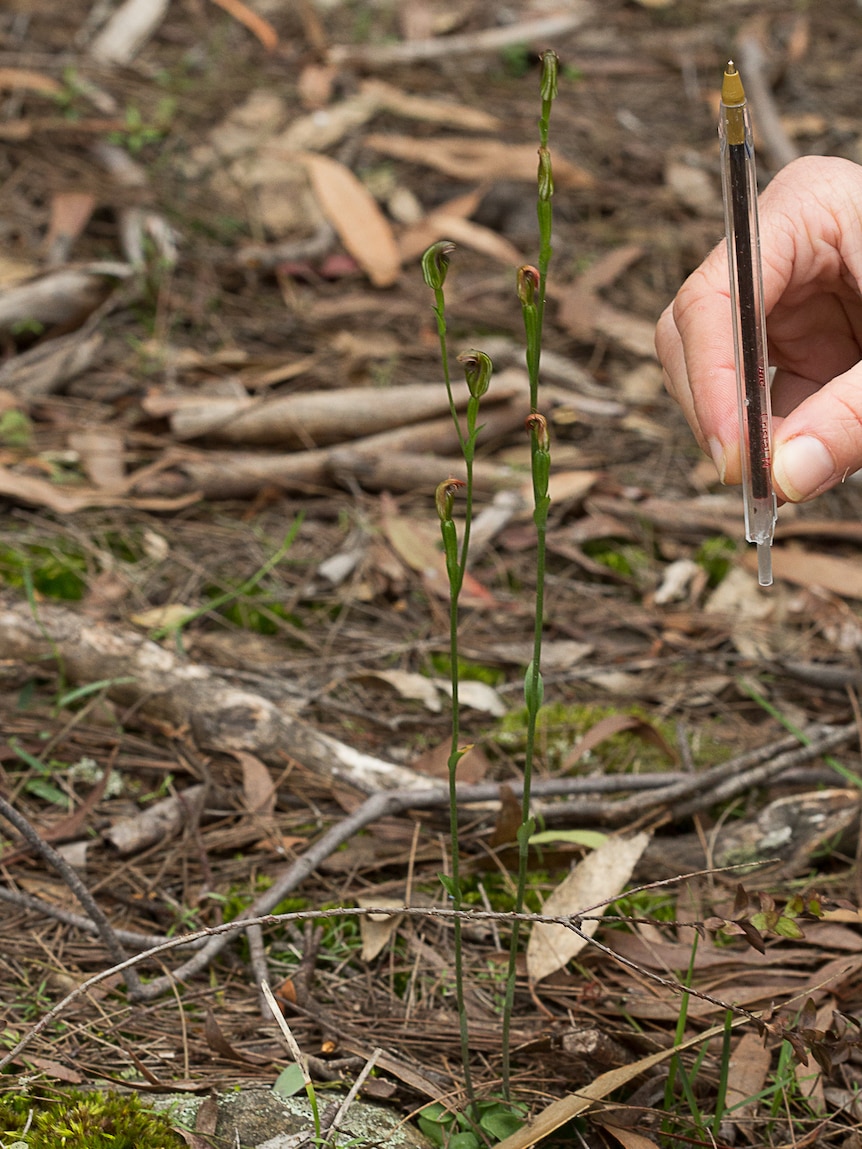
top-left (0, 1088), bottom-right (186, 1149)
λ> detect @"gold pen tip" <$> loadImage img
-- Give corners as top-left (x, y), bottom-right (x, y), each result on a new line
top-left (721, 61), bottom-right (745, 107)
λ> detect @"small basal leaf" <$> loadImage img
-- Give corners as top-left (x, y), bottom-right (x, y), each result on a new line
top-left (272, 1063), bottom-right (306, 1098)
top-left (25, 778), bottom-right (69, 807)
top-left (449, 1133), bottom-right (480, 1149)
top-left (481, 1111), bottom-right (526, 1140)
top-left (530, 830), bottom-right (608, 850)
top-left (438, 872), bottom-right (458, 899)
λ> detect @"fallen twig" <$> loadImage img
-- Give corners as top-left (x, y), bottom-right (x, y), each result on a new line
top-left (0, 794), bottom-right (143, 997)
top-left (121, 732), bottom-right (850, 998)
top-left (669, 725), bottom-right (856, 820)
top-left (0, 884), bottom-right (206, 948)
top-left (0, 866), bottom-right (776, 1073)
top-left (323, 1047), bottom-right (382, 1145)
top-left (327, 11), bottom-right (589, 66)
top-left (536, 725), bottom-right (857, 826)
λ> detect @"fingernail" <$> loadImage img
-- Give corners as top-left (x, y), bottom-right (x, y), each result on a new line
top-left (773, 436), bottom-right (835, 502)
top-left (708, 437), bottom-right (726, 483)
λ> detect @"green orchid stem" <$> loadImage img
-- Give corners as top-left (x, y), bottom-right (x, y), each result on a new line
top-left (501, 51), bottom-right (558, 1100)
top-left (442, 491), bottom-right (475, 1112)
top-left (431, 284), bottom-right (468, 459)
top-left (425, 254), bottom-right (479, 1112)
top-left (713, 1009), bottom-right (734, 1135)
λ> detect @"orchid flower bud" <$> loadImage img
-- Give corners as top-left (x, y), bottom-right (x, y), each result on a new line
top-left (421, 241), bottom-right (456, 290)
top-left (527, 413), bottom-right (551, 504)
top-left (457, 349), bottom-right (493, 399)
top-left (537, 146), bottom-right (554, 201)
top-left (526, 412), bottom-right (550, 453)
top-left (517, 265), bottom-right (540, 308)
top-left (435, 477), bottom-right (465, 523)
top-left (540, 50), bottom-right (559, 103)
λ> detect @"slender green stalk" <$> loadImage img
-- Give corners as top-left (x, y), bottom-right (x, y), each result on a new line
top-left (737, 677), bottom-right (862, 787)
top-left (423, 242), bottom-right (466, 458)
top-left (500, 49), bottom-right (558, 1099)
top-left (662, 930), bottom-right (699, 1138)
top-left (533, 51), bottom-right (557, 392)
top-left (423, 244), bottom-right (494, 1113)
top-left (712, 1009), bottom-right (735, 1136)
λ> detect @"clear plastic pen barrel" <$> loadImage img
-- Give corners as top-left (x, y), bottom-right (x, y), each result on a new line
top-left (719, 62), bottom-right (776, 587)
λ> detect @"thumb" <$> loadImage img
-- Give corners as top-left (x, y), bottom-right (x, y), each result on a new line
top-left (772, 365), bottom-right (862, 502)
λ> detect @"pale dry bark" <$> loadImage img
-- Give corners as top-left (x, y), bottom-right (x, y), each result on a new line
top-left (0, 596), bottom-right (428, 794)
top-left (155, 378), bottom-right (521, 446)
top-left (136, 390), bottom-right (528, 499)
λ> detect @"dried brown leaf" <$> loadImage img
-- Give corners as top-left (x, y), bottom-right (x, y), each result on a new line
top-left (236, 751), bottom-right (276, 816)
top-left (275, 977), bottom-right (297, 1005)
top-left (724, 1031), bottom-right (771, 1123)
top-left (601, 1126), bottom-right (661, 1149)
top-left (208, 0), bottom-right (278, 51)
top-left (361, 79), bottom-right (502, 131)
top-left (204, 1008), bottom-right (268, 1064)
top-left (44, 192), bottom-right (98, 264)
top-left (436, 679), bottom-right (506, 716)
top-left (0, 254), bottom-right (39, 287)
top-left (300, 152), bottom-right (400, 287)
top-left (353, 669), bottom-right (441, 712)
top-left (0, 767), bottom-right (112, 866)
top-left (608, 930), bottom-right (798, 973)
top-left (489, 784), bottom-right (523, 848)
top-left (561, 713), bottom-right (679, 771)
top-left (398, 213), bottom-right (523, 266)
top-left (356, 894), bottom-right (405, 961)
top-left (555, 247), bottom-right (656, 357)
top-left (67, 429), bottom-right (125, 489)
top-left (194, 1094), bottom-right (219, 1136)
top-left (558, 295), bottom-right (657, 358)
top-left (544, 470), bottom-right (600, 505)
top-left (0, 67), bottom-right (63, 95)
top-left (410, 740), bottom-right (491, 784)
top-left (380, 505), bottom-right (495, 605)
top-left (298, 63), bottom-right (337, 110)
top-left (364, 134), bottom-right (595, 188)
top-left (526, 832), bottom-right (651, 982)
top-left (23, 1055), bottom-right (83, 1083)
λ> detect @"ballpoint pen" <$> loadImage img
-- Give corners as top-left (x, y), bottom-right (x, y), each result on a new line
top-left (719, 60), bottom-right (777, 587)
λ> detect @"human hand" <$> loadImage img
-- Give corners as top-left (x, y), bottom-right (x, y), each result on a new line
top-left (656, 155), bottom-right (862, 503)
